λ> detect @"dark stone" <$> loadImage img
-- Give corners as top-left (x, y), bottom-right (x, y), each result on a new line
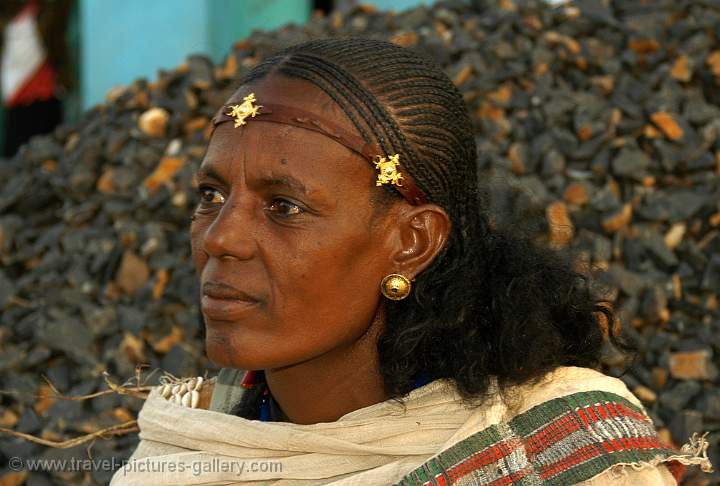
top-left (684, 96), bottom-right (719, 125)
top-left (616, 295), bottom-right (639, 328)
top-left (588, 183), bottom-right (621, 212)
top-left (646, 409), bottom-right (664, 429)
top-left (590, 148), bottom-right (611, 176)
top-left (23, 346), bottom-right (51, 368)
top-left (0, 173), bottom-right (33, 212)
top-left (701, 254), bottom-right (720, 294)
top-left (117, 305), bottom-right (147, 334)
top-left (605, 264), bottom-right (647, 296)
top-left (685, 152), bottom-right (717, 172)
top-left (669, 410), bottom-right (704, 445)
top-left (541, 149), bottom-right (566, 177)
top-left (36, 312), bottom-right (95, 364)
top-left (0, 269), bottom-right (15, 308)
top-left (26, 475), bottom-right (56, 486)
top-left (81, 304), bottom-right (118, 337)
top-left (45, 362), bottom-right (71, 392)
top-left (175, 308), bottom-right (202, 340)
top-left (187, 54), bottom-right (216, 90)
top-left (637, 190), bottom-right (708, 222)
top-left (658, 380), bottom-right (702, 413)
top-left (91, 390), bottom-right (123, 414)
top-left (677, 241), bottom-right (709, 274)
top-left (16, 409), bottom-right (43, 434)
top-left (612, 146), bottom-right (649, 181)
top-left (643, 234), bottom-right (678, 269)
top-left (698, 389), bottom-right (720, 421)
top-left (646, 332), bottom-right (672, 354)
top-left (0, 438), bottom-right (42, 461)
top-left (640, 286), bottom-right (668, 323)
top-left (161, 344), bottom-right (197, 377)
top-left (0, 345), bottom-right (24, 372)
top-left (3, 373), bottom-right (38, 406)
top-left (46, 399), bottom-right (86, 426)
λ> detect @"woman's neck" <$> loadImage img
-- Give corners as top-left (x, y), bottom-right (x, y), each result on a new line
top-left (264, 314), bottom-right (387, 425)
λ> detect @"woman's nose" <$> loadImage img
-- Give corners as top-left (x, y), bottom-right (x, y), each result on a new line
top-left (202, 195), bottom-right (257, 261)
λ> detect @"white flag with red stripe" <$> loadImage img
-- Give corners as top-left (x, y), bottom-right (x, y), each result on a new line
top-left (1, 2), bottom-right (55, 107)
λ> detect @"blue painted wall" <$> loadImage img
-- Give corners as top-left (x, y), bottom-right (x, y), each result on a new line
top-left (79, 0), bottom-right (311, 110)
top-left (363, 0), bottom-right (434, 11)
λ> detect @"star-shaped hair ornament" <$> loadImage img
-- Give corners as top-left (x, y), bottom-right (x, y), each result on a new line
top-left (374, 154), bottom-right (404, 187)
top-left (226, 93), bottom-right (263, 128)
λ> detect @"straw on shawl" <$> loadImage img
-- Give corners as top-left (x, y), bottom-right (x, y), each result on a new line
top-left (109, 367), bottom-right (712, 485)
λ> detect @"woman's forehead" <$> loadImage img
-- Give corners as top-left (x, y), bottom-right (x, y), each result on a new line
top-left (198, 74), bottom-right (384, 205)
top-left (199, 121), bottom-right (374, 201)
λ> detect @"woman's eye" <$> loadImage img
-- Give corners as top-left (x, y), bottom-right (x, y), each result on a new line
top-left (198, 186), bottom-right (225, 205)
top-left (267, 198), bottom-right (303, 217)
top-left (194, 188), bottom-right (303, 217)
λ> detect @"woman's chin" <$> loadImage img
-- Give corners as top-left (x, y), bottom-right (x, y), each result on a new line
top-left (204, 330), bottom-right (275, 369)
top-left (204, 330), bottom-right (244, 367)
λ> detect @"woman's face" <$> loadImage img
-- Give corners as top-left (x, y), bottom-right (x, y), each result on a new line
top-left (190, 75), bottom-right (401, 370)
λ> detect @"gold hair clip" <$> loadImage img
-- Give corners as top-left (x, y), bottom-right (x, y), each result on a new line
top-left (226, 93), bottom-right (263, 128)
top-left (374, 154), bottom-right (404, 187)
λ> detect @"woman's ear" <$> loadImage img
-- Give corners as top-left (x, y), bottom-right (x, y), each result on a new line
top-left (391, 204), bottom-right (451, 278)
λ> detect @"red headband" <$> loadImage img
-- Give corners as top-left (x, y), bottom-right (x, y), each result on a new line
top-left (211, 94), bottom-right (428, 206)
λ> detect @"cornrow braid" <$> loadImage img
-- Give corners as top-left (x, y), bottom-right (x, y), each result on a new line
top-left (283, 54), bottom-right (408, 157)
top-left (294, 53), bottom-right (424, 176)
top-left (232, 37), bottom-right (625, 406)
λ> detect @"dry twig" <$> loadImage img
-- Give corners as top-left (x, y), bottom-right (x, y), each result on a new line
top-left (0, 365), bottom-right (157, 448)
top-left (0, 421), bottom-right (138, 448)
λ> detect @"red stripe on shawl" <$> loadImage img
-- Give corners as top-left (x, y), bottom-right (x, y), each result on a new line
top-left (611, 402), bottom-right (651, 422)
top-left (525, 413), bottom-right (581, 456)
top-left (447, 437), bottom-right (522, 480)
top-left (540, 435), bottom-right (667, 480)
top-left (575, 407), bottom-right (591, 427)
top-left (596, 403), bottom-right (609, 420)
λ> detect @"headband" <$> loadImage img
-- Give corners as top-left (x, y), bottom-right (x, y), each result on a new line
top-left (211, 93), bottom-right (428, 206)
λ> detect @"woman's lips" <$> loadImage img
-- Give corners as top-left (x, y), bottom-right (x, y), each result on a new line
top-left (201, 295), bottom-right (259, 321)
top-left (202, 281), bottom-right (256, 301)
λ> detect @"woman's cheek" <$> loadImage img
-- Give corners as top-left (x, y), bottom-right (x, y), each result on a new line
top-left (189, 222), bottom-right (207, 269)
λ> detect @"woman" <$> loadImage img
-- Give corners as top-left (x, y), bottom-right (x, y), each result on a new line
top-left (110, 38), bottom-right (711, 485)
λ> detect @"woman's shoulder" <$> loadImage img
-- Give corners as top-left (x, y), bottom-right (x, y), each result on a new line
top-left (509, 365), bottom-right (643, 415)
top-left (395, 366), bottom-right (710, 486)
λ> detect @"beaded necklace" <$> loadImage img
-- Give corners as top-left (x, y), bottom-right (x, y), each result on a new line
top-left (240, 370), bottom-right (432, 422)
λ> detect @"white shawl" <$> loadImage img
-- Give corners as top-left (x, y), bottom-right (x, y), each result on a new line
top-left (109, 367), bottom-right (708, 485)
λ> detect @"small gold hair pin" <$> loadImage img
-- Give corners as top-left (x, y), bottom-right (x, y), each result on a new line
top-left (374, 154), bottom-right (404, 187)
top-left (226, 93), bottom-right (262, 128)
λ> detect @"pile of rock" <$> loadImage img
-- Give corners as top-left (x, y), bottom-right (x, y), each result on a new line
top-left (0, 0), bottom-right (718, 484)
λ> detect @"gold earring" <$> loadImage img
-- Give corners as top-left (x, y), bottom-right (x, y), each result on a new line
top-left (380, 273), bottom-right (412, 300)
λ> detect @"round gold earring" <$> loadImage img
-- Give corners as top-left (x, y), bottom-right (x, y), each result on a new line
top-left (380, 273), bottom-right (412, 300)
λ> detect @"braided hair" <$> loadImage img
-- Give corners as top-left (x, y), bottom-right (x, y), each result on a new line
top-left (237, 37), bottom-right (621, 405)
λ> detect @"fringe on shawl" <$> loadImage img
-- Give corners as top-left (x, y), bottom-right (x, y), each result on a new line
top-left (601, 432), bottom-right (713, 482)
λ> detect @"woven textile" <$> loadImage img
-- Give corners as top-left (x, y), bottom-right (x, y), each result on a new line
top-left (111, 367), bottom-right (711, 485)
top-left (395, 390), bottom-right (684, 486)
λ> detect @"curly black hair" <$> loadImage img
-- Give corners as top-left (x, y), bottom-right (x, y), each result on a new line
top-left (234, 37), bottom-right (625, 407)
